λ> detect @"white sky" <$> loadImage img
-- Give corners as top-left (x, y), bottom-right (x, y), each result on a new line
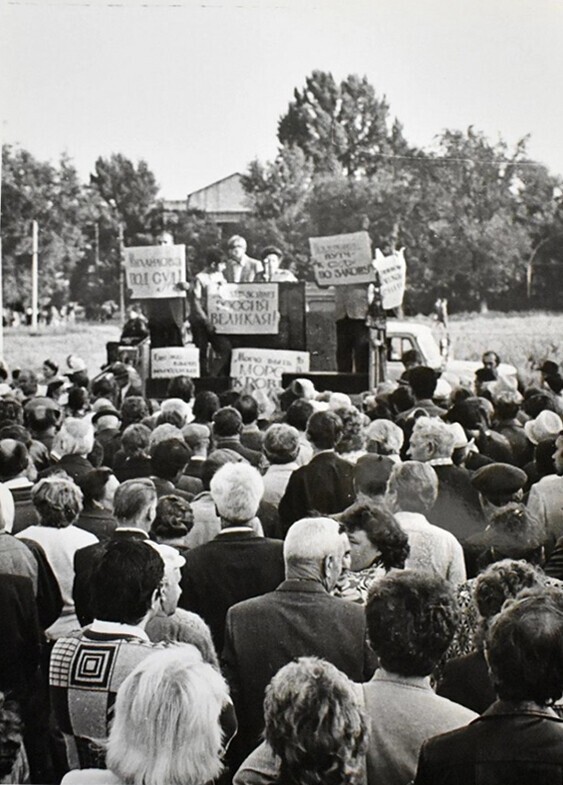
top-left (1, 0), bottom-right (563, 198)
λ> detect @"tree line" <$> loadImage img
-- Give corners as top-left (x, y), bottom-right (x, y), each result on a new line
top-left (2, 69), bottom-right (563, 315)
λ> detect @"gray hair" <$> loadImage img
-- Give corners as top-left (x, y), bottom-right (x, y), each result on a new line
top-left (387, 461), bottom-right (438, 514)
top-left (210, 462), bottom-right (263, 524)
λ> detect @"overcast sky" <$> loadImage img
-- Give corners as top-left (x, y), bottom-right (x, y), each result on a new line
top-left (2, 0), bottom-right (563, 198)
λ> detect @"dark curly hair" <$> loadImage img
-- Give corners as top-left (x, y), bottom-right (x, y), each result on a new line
top-left (0, 695), bottom-right (24, 778)
top-left (366, 570), bottom-right (458, 676)
top-left (474, 559), bottom-right (545, 621)
top-left (339, 499), bottom-right (409, 572)
top-left (151, 494), bottom-right (194, 540)
top-left (264, 657), bottom-right (368, 785)
top-left (334, 407), bottom-right (366, 455)
top-left (487, 591), bottom-right (563, 705)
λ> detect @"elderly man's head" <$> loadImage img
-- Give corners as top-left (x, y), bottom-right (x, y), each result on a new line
top-left (0, 438), bottom-right (30, 481)
top-left (366, 570), bottom-right (458, 677)
top-left (210, 462), bottom-right (263, 526)
top-left (386, 461), bottom-right (439, 515)
top-left (113, 478), bottom-right (157, 531)
top-left (408, 417), bottom-right (455, 462)
top-left (486, 591), bottom-right (563, 706)
top-left (227, 234), bottom-right (247, 262)
top-left (283, 517), bottom-right (349, 591)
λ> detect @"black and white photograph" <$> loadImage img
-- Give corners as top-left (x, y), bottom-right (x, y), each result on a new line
top-left (2, 0), bottom-right (563, 783)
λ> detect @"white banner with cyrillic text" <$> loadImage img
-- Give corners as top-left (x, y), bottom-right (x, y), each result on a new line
top-left (374, 248), bottom-right (406, 310)
top-left (231, 348), bottom-right (310, 391)
top-left (125, 244), bottom-right (186, 299)
top-left (309, 231), bottom-right (374, 286)
top-left (207, 283), bottom-right (279, 334)
top-left (151, 346), bottom-right (200, 379)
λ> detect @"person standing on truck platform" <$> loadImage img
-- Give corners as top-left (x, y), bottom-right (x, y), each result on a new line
top-left (335, 284), bottom-right (370, 374)
top-left (224, 235), bottom-right (263, 283)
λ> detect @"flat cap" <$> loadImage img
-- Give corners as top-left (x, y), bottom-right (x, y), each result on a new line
top-left (471, 463), bottom-right (527, 500)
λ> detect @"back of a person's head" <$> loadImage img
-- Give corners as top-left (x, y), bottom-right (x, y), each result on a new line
top-left (77, 467), bottom-right (115, 505)
top-left (335, 406), bottom-right (366, 454)
top-left (106, 647), bottom-right (228, 785)
top-left (406, 366), bottom-right (438, 400)
top-left (67, 385), bottom-right (89, 413)
top-left (31, 475), bottom-right (83, 528)
top-left (150, 438), bottom-right (191, 480)
top-left (411, 416), bottom-right (456, 460)
top-left (487, 591), bottom-right (563, 705)
top-left (474, 559), bottom-right (545, 621)
top-left (120, 396), bottom-right (149, 427)
top-left (200, 448), bottom-right (243, 490)
top-left (0, 398), bottom-right (23, 428)
top-left (264, 656), bottom-right (368, 785)
top-left (0, 438), bottom-right (28, 480)
top-left (387, 460), bottom-right (438, 514)
top-left (122, 423), bottom-right (151, 457)
top-left (151, 494), bottom-right (194, 541)
top-left (365, 418), bottom-right (404, 455)
top-left (91, 539), bottom-right (164, 624)
top-left (160, 397), bottom-right (191, 426)
top-left (149, 424), bottom-right (184, 451)
top-left (91, 374), bottom-right (118, 402)
top-left (354, 454), bottom-right (395, 498)
top-left (285, 398), bottom-right (314, 432)
top-left (234, 394), bottom-right (259, 425)
top-left (55, 417), bottom-right (94, 456)
top-left (210, 462), bottom-right (263, 523)
top-left (263, 423), bottom-right (300, 465)
top-left (15, 369), bottom-right (38, 397)
top-left (166, 375), bottom-right (195, 403)
top-left (0, 424), bottom-right (32, 448)
top-left (212, 406), bottom-right (242, 438)
top-left (283, 517), bottom-right (342, 568)
top-left (483, 502), bottom-right (545, 560)
top-left (182, 423), bottom-right (210, 451)
top-left (366, 570), bottom-right (457, 676)
top-left (306, 410), bottom-right (343, 450)
top-left (192, 390), bottom-right (220, 423)
top-left (113, 478), bottom-right (156, 526)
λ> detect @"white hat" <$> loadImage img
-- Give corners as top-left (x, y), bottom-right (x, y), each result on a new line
top-left (65, 354), bottom-right (87, 374)
top-left (524, 410), bottom-right (563, 445)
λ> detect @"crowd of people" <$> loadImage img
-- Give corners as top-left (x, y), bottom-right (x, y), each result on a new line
top-left (2, 342), bottom-right (563, 784)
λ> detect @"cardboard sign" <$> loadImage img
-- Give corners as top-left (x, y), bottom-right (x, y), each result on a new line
top-left (151, 346), bottom-right (200, 379)
top-left (309, 231), bottom-right (374, 286)
top-left (125, 244), bottom-right (186, 299)
top-left (374, 248), bottom-right (407, 310)
top-left (231, 348), bottom-right (310, 391)
top-left (207, 283), bottom-right (279, 335)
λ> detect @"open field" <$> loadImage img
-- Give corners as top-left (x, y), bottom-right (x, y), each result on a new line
top-left (1, 320), bottom-right (120, 377)
top-left (0, 311), bottom-right (562, 381)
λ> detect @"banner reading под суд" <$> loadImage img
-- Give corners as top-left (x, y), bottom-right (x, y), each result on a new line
top-left (124, 245), bottom-right (186, 299)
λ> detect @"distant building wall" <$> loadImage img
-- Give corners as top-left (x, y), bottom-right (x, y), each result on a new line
top-left (187, 173), bottom-right (251, 224)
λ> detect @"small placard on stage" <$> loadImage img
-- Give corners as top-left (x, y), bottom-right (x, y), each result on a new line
top-left (151, 346), bottom-right (200, 379)
top-left (231, 347), bottom-right (310, 391)
top-left (125, 244), bottom-right (186, 299)
top-left (208, 283), bottom-right (280, 334)
top-left (309, 231), bottom-right (373, 286)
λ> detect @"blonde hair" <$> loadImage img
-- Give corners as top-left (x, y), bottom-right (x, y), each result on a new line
top-left (107, 647), bottom-right (229, 785)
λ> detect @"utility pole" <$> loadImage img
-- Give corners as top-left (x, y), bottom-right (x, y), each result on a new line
top-left (118, 223), bottom-right (125, 320)
top-left (31, 220), bottom-right (39, 332)
top-left (0, 135), bottom-right (3, 358)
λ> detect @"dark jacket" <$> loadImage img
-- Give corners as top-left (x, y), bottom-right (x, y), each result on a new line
top-left (437, 650), bottom-right (496, 715)
top-left (415, 701), bottom-right (563, 785)
top-left (0, 574), bottom-right (41, 702)
top-left (75, 508), bottom-right (118, 541)
top-left (222, 579), bottom-right (377, 766)
top-left (428, 464), bottom-right (485, 543)
top-left (178, 529), bottom-right (285, 652)
top-left (279, 450), bottom-right (355, 535)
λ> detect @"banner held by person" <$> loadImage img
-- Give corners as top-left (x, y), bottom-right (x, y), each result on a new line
top-left (151, 346), bottom-right (200, 379)
top-left (207, 283), bottom-right (279, 334)
top-left (374, 248), bottom-right (407, 310)
top-left (309, 231), bottom-right (374, 286)
top-left (125, 244), bottom-right (186, 299)
top-left (231, 348), bottom-right (310, 392)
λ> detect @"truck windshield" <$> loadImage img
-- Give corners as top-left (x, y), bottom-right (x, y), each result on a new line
top-left (417, 329), bottom-right (443, 366)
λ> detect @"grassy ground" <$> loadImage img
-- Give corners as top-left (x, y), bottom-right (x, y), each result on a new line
top-left (1, 311), bottom-right (562, 379)
top-left (1, 320), bottom-right (121, 377)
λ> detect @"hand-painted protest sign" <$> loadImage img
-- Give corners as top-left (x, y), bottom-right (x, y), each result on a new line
top-left (207, 283), bottom-right (279, 335)
top-left (151, 346), bottom-right (200, 379)
top-left (374, 248), bottom-right (407, 310)
top-left (231, 348), bottom-right (310, 392)
top-left (309, 231), bottom-right (374, 286)
top-left (125, 244), bottom-right (186, 299)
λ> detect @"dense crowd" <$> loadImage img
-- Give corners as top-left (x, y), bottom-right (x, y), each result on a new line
top-left (2, 346), bottom-right (563, 785)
